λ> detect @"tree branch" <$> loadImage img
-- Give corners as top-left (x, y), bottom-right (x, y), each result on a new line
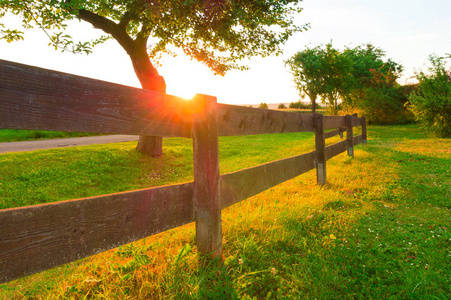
top-left (76, 9), bottom-right (136, 54)
top-left (118, 11), bottom-right (134, 30)
top-left (136, 27), bottom-right (150, 48)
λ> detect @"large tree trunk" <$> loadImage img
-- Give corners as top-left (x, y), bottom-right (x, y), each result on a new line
top-left (309, 93), bottom-right (317, 114)
top-left (129, 45), bottom-right (166, 157)
top-left (74, 8), bottom-right (167, 156)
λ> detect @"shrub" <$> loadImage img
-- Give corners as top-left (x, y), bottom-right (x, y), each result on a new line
top-left (278, 103), bottom-right (287, 109)
top-left (288, 101), bottom-right (322, 110)
top-left (258, 103), bottom-right (269, 109)
top-left (289, 101), bottom-right (305, 109)
top-left (407, 55), bottom-right (451, 137)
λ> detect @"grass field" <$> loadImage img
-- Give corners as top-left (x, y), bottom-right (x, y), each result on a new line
top-left (0, 129), bottom-right (102, 143)
top-left (0, 124), bottom-right (449, 299)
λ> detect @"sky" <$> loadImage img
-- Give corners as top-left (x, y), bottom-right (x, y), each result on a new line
top-left (1, 0), bottom-right (450, 105)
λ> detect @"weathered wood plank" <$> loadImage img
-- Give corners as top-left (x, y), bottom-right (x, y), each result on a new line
top-left (353, 134), bottom-right (363, 146)
top-left (346, 115), bottom-right (354, 157)
top-left (192, 94), bottom-right (222, 259)
top-left (325, 140), bottom-right (347, 160)
top-left (325, 128), bottom-right (345, 139)
top-left (361, 117), bottom-right (367, 145)
top-left (352, 117), bottom-right (362, 127)
top-left (220, 151), bottom-right (316, 209)
top-left (323, 116), bottom-right (346, 130)
top-left (0, 183), bottom-right (194, 284)
top-left (314, 114), bottom-right (327, 185)
top-left (216, 104), bottom-right (315, 136)
top-left (0, 59), bottom-right (191, 137)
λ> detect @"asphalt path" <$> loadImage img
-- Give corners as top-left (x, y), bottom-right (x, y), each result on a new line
top-left (0, 135), bottom-right (139, 154)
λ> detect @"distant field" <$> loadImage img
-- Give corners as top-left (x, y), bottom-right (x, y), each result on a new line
top-left (0, 124), bottom-right (449, 299)
top-left (0, 129), bottom-right (102, 143)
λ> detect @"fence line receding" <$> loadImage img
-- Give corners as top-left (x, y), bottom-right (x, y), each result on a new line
top-left (0, 59), bottom-right (367, 284)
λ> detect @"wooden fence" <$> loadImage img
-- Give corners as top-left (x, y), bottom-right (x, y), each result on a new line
top-left (0, 59), bottom-right (367, 284)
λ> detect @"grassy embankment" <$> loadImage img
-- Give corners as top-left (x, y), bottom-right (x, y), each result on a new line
top-left (0, 129), bottom-right (101, 143)
top-left (0, 124), bottom-right (450, 299)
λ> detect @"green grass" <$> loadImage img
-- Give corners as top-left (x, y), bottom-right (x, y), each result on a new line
top-left (0, 125), bottom-right (449, 299)
top-left (0, 129), bottom-right (102, 142)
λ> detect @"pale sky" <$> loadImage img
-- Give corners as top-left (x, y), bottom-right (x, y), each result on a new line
top-left (1, 0), bottom-right (450, 105)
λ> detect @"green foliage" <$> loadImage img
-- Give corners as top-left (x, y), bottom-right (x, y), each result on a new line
top-left (0, 0), bottom-right (308, 76)
top-left (287, 43), bottom-right (409, 123)
top-left (407, 55), bottom-right (451, 137)
top-left (288, 101), bottom-right (321, 110)
top-left (277, 103), bottom-right (286, 109)
top-left (258, 102), bottom-right (268, 109)
top-left (355, 66), bottom-right (413, 124)
top-left (343, 44), bottom-right (403, 97)
top-left (286, 43), bottom-right (353, 114)
top-left (342, 44), bottom-right (409, 124)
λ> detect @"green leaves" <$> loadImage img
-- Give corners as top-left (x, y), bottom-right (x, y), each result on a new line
top-left (407, 55), bottom-right (451, 137)
top-left (1, 0), bottom-right (307, 75)
top-left (287, 43), bottom-right (408, 120)
top-left (286, 42), bottom-right (354, 114)
top-left (0, 25), bottom-right (24, 42)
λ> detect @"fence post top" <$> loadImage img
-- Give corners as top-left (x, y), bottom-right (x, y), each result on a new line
top-left (192, 94), bottom-right (217, 104)
top-left (313, 112), bottom-right (324, 119)
top-left (188, 94), bottom-right (218, 120)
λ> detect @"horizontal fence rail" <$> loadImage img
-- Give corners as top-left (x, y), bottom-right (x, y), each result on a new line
top-left (0, 60), bottom-right (367, 284)
top-left (220, 151), bottom-right (317, 209)
top-left (0, 184), bottom-right (194, 283)
top-left (216, 104), bottom-right (314, 136)
top-left (0, 60), bottom-right (192, 138)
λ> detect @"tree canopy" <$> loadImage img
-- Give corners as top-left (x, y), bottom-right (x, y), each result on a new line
top-left (1, 0), bottom-right (308, 155)
top-left (286, 43), bottom-right (408, 121)
top-left (286, 43), bottom-right (353, 114)
top-left (1, 0), bottom-right (308, 83)
top-left (407, 54), bottom-right (451, 137)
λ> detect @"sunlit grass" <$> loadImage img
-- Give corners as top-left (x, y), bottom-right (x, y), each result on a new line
top-left (0, 129), bottom-right (102, 142)
top-left (0, 124), bottom-right (449, 299)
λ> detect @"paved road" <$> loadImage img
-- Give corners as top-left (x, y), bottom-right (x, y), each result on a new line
top-left (0, 135), bottom-right (139, 154)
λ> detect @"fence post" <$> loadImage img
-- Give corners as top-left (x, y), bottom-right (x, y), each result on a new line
top-left (314, 113), bottom-right (327, 185)
top-left (346, 114), bottom-right (354, 157)
top-left (191, 94), bottom-right (222, 260)
top-left (361, 116), bottom-right (367, 145)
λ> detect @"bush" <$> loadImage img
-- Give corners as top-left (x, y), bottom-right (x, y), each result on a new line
top-left (288, 101), bottom-right (322, 110)
top-left (407, 55), bottom-right (451, 137)
top-left (258, 103), bottom-right (269, 109)
top-left (360, 86), bottom-right (414, 125)
top-left (278, 103), bottom-right (287, 109)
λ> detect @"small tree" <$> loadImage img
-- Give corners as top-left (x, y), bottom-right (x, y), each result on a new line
top-left (343, 44), bottom-right (404, 123)
top-left (1, 0), bottom-right (308, 156)
top-left (356, 66), bottom-right (409, 124)
top-left (286, 43), bottom-right (353, 115)
top-left (407, 55), bottom-right (451, 137)
top-left (258, 103), bottom-right (269, 109)
top-left (278, 103), bottom-right (287, 109)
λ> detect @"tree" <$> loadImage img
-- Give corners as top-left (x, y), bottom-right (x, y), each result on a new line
top-left (287, 43), bottom-right (407, 120)
top-left (286, 43), bottom-right (353, 115)
top-left (343, 45), bottom-right (403, 103)
top-left (286, 47), bottom-right (322, 113)
top-left (407, 55), bottom-right (451, 137)
top-left (343, 44), bottom-right (408, 124)
top-left (258, 102), bottom-right (268, 109)
top-left (278, 103), bottom-right (286, 109)
top-left (1, 0), bottom-right (308, 156)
